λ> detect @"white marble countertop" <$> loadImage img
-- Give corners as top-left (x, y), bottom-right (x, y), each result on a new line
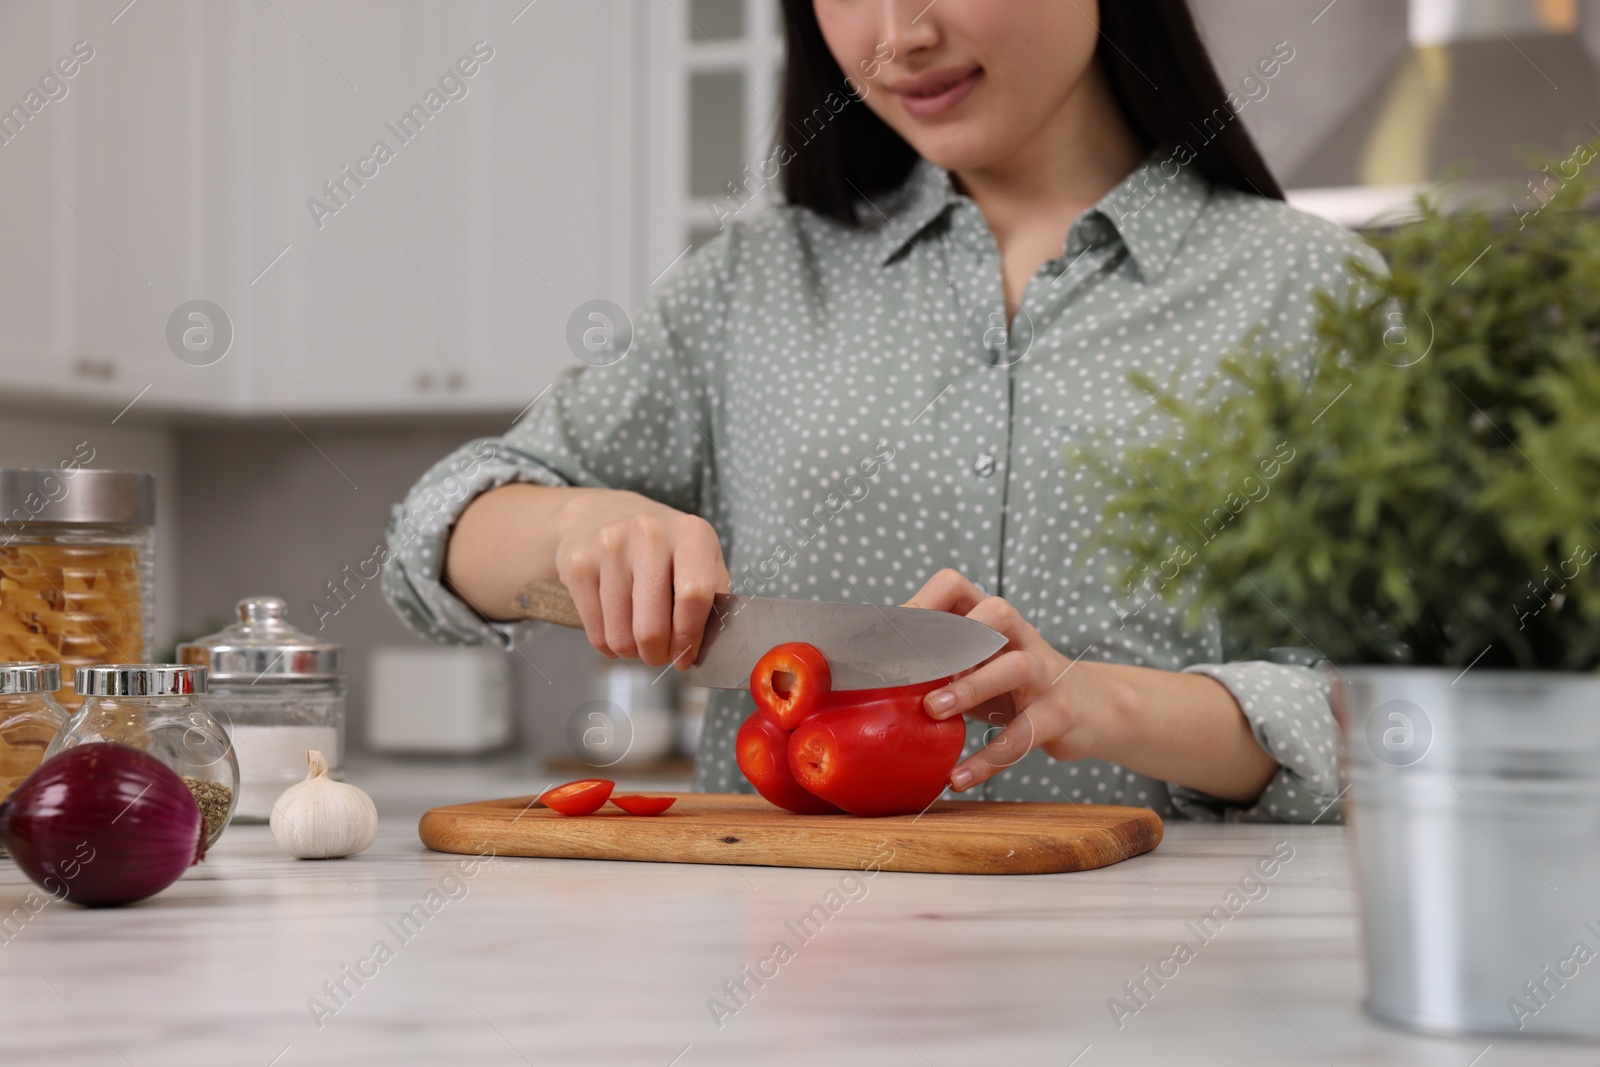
top-left (2, 765), bottom-right (1594, 1066)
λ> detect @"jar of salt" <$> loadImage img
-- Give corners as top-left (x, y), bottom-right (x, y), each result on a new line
top-left (178, 597), bottom-right (343, 824)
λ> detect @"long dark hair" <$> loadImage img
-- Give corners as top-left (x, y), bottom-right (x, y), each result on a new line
top-left (777, 0), bottom-right (1284, 223)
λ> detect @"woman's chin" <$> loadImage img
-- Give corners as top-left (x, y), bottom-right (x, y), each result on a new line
top-left (898, 129), bottom-right (1015, 178)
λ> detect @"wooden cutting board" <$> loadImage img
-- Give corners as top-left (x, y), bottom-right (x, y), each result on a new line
top-left (418, 792), bottom-right (1163, 875)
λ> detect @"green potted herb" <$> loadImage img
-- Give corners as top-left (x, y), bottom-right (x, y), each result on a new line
top-left (1075, 166), bottom-right (1600, 1039)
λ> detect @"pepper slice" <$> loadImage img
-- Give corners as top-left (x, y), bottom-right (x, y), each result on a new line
top-left (609, 794), bottom-right (677, 816)
top-left (749, 642), bottom-right (832, 730)
top-left (539, 778), bottom-right (614, 816)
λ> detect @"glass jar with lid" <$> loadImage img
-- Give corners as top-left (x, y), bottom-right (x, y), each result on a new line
top-left (46, 664), bottom-right (238, 847)
top-left (0, 469), bottom-right (156, 711)
top-left (0, 663), bottom-right (68, 802)
top-left (178, 597), bottom-right (343, 824)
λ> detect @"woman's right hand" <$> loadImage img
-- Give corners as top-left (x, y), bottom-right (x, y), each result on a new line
top-left (552, 489), bottom-right (729, 668)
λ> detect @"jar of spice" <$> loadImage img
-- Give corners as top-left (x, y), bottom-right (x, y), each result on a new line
top-left (178, 598), bottom-right (343, 824)
top-left (47, 664), bottom-right (238, 847)
top-left (0, 662), bottom-right (68, 802)
top-left (0, 468), bottom-right (156, 711)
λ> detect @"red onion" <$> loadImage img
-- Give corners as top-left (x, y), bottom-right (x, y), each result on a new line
top-left (0, 743), bottom-right (206, 907)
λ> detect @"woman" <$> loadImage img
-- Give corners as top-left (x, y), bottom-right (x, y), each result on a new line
top-left (384, 0), bottom-right (1372, 821)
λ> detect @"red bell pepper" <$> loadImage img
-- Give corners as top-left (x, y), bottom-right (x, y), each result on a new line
top-left (736, 642), bottom-right (964, 817)
top-left (787, 678), bottom-right (960, 817)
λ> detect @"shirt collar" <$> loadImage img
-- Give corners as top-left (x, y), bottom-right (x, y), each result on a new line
top-left (863, 158), bottom-right (960, 266)
top-left (1088, 154), bottom-right (1212, 281)
top-left (866, 151), bottom-right (1211, 282)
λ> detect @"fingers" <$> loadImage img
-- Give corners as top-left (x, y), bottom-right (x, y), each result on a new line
top-left (924, 650), bottom-right (1036, 719)
top-left (598, 554), bottom-right (636, 659)
top-left (903, 568), bottom-right (987, 615)
top-left (670, 520), bottom-right (728, 668)
top-left (930, 646), bottom-right (1039, 794)
top-left (631, 550), bottom-right (674, 667)
top-left (906, 578), bottom-right (1041, 677)
top-left (950, 708), bottom-right (1044, 792)
top-left (559, 511), bottom-right (727, 666)
top-left (964, 595), bottom-right (1033, 647)
top-left (560, 561), bottom-right (611, 658)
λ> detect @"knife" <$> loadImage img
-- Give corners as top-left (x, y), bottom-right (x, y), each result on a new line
top-left (511, 578), bottom-right (1007, 691)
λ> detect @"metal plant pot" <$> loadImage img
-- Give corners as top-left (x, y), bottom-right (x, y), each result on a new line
top-left (1333, 667), bottom-right (1600, 1039)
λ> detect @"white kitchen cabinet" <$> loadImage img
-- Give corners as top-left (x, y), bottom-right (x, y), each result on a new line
top-left (0, 0), bottom-right (239, 415)
top-left (0, 0), bottom-right (644, 417)
top-left (251, 0), bottom-right (648, 415)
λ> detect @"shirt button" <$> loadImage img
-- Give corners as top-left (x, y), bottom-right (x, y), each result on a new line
top-left (973, 453), bottom-right (997, 477)
top-left (1077, 214), bottom-right (1111, 244)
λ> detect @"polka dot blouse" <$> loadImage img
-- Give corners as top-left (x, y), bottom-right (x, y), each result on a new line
top-left (382, 154), bottom-right (1379, 824)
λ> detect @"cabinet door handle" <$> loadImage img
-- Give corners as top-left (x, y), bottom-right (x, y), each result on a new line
top-left (414, 371), bottom-right (435, 392)
top-left (445, 371), bottom-right (465, 391)
top-left (73, 356), bottom-right (117, 381)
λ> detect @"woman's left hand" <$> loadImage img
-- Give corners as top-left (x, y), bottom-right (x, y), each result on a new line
top-left (904, 569), bottom-right (1131, 793)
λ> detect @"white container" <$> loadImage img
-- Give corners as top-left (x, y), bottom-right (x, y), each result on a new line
top-left (677, 683), bottom-right (709, 757)
top-left (564, 661), bottom-right (678, 768)
top-left (367, 645), bottom-right (511, 754)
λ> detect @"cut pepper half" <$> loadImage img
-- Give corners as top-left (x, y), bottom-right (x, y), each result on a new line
top-left (539, 778), bottom-right (615, 816)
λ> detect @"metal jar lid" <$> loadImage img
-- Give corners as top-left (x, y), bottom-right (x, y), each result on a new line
top-left (177, 597), bottom-right (341, 682)
top-left (0, 663), bottom-right (62, 695)
top-left (76, 664), bottom-right (207, 696)
top-left (0, 469), bottom-right (155, 525)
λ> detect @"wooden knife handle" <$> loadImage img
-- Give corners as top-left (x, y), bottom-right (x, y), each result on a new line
top-left (512, 578), bottom-right (585, 629)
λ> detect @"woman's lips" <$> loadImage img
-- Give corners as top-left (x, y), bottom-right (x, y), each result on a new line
top-left (895, 68), bottom-right (982, 119)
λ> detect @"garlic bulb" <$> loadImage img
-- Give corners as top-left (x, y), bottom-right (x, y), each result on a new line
top-left (270, 749), bottom-right (378, 859)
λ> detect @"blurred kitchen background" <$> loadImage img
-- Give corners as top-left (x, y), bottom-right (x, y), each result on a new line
top-left (0, 0), bottom-right (1594, 771)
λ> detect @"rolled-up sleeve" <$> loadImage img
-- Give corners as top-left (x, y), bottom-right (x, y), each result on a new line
top-left (380, 234), bottom-right (735, 649)
top-left (1168, 660), bottom-right (1343, 824)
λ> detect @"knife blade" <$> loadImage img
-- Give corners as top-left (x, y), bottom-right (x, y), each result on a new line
top-left (511, 578), bottom-right (1006, 691)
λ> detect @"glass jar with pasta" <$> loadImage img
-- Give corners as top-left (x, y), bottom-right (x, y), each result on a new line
top-left (0, 469), bottom-right (155, 711)
top-left (0, 662), bottom-right (68, 804)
